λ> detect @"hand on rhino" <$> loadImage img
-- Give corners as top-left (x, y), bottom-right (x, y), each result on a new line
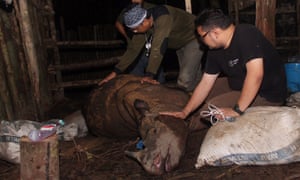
top-left (125, 99), bottom-right (189, 175)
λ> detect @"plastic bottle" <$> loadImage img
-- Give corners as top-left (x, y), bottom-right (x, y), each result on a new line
top-left (28, 119), bottom-right (64, 142)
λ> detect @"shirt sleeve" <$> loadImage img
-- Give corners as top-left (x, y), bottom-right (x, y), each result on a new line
top-left (115, 34), bottom-right (145, 72)
top-left (237, 25), bottom-right (264, 63)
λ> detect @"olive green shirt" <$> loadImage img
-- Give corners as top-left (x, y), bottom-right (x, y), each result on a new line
top-left (115, 5), bottom-right (197, 76)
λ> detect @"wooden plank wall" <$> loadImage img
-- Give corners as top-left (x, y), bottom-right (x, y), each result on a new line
top-left (0, 0), bottom-right (54, 120)
top-left (229, 0), bottom-right (300, 57)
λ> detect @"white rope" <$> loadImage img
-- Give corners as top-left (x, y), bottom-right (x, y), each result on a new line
top-left (200, 104), bottom-right (235, 125)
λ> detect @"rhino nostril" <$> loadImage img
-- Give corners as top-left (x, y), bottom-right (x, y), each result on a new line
top-left (153, 153), bottom-right (161, 168)
top-left (165, 153), bottom-right (172, 172)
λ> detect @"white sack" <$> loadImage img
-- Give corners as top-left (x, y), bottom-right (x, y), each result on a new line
top-left (286, 92), bottom-right (300, 107)
top-left (63, 110), bottom-right (88, 139)
top-left (0, 114), bottom-right (88, 164)
top-left (0, 120), bottom-right (41, 164)
top-left (196, 106), bottom-right (300, 169)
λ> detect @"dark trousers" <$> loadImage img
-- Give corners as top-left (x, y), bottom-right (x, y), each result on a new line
top-left (130, 53), bottom-right (165, 83)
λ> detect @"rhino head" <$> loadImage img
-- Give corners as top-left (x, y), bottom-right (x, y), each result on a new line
top-left (125, 99), bottom-right (188, 175)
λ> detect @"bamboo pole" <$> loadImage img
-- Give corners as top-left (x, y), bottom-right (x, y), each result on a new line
top-left (48, 57), bottom-right (120, 72)
top-left (46, 0), bottom-right (64, 101)
top-left (56, 40), bottom-right (124, 48)
top-left (51, 79), bottom-right (102, 89)
top-left (50, 71), bottom-right (179, 89)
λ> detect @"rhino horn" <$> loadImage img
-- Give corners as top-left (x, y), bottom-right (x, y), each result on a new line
top-left (125, 150), bottom-right (141, 162)
top-left (134, 99), bottom-right (150, 115)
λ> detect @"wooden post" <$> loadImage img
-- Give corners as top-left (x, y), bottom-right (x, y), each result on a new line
top-left (233, 0), bottom-right (239, 25)
top-left (13, 0), bottom-right (54, 119)
top-left (297, 0), bottom-right (300, 53)
top-left (0, 26), bottom-right (13, 119)
top-left (255, 0), bottom-right (276, 45)
top-left (0, 6), bottom-right (39, 120)
top-left (20, 135), bottom-right (59, 180)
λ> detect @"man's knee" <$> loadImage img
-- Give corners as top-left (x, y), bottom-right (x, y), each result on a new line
top-left (177, 76), bottom-right (197, 92)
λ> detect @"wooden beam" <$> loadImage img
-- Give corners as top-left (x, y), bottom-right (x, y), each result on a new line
top-left (50, 71), bottom-right (179, 89)
top-left (255, 0), bottom-right (276, 45)
top-left (48, 57), bottom-right (120, 72)
top-left (297, 0), bottom-right (300, 53)
top-left (56, 40), bottom-right (124, 48)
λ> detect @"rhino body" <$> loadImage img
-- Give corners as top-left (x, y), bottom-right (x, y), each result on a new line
top-left (83, 74), bottom-right (189, 139)
top-left (83, 75), bottom-right (190, 174)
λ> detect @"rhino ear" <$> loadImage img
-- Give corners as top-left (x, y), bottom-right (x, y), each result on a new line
top-left (134, 99), bottom-right (150, 115)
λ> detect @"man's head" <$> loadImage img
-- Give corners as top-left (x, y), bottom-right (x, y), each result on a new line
top-left (195, 9), bottom-right (234, 49)
top-left (123, 4), bottom-right (153, 33)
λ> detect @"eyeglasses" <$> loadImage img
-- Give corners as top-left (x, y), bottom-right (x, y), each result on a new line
top-left (201, 31), bottom-right (210, 39)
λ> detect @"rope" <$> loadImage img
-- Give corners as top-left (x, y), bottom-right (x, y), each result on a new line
top-left (200, 104), bottom-right (236, 125)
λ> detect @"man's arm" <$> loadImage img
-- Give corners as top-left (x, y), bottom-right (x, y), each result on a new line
top-left (160, 73), bottom-right (218, 119)
top-left (221, 58), bottom-right (263, 116)
top-left (182, 73), bottom-right (219, 116)
top-left (115, 21), bottom-right (129, 41)
top-left (238, 58), bottom-right (264, 111)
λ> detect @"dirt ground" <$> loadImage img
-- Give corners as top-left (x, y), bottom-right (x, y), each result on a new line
top-left (1, 90), bottom-right (300, 180)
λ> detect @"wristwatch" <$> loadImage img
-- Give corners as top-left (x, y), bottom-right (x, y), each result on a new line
top-left (233, 104), bottom-right (244, 115)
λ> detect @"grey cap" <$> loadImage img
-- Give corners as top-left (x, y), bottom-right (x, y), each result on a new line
top-left (124, 5), bottom-right (147, 29)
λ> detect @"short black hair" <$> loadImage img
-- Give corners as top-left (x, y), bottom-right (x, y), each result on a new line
top-left (195, 9), bottom-right (233, 31)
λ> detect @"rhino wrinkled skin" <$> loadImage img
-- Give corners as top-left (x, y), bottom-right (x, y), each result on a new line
top-left (125, 99), bottom-right (189, 175)
top-left (84, 75), bottom-right (190, 175)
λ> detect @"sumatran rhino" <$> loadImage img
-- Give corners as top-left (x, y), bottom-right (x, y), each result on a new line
top-left (83, 74), bottom-right (190, 174)
top-left (84, 74), bottom-right (190, 139)
top-left (125, 99), bottom-right (188, 175)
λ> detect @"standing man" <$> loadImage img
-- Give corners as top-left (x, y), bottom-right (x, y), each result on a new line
top-left (99, 4), bottom-right (204, 92)
top-left (161, 9), bottom-right (287, 129)
top-left (113, 1), bottom-right (166, 83)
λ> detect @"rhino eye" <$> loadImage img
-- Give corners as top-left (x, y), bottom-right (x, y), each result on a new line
top-left (152, 129), bottom-right (157, 134)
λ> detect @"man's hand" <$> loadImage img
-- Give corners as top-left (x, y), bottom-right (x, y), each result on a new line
top-left (140, 76), bottom-right (159, 85)
top-left (218, 107), bottom-right (240, 120)
top-left (98, 72), bottom-right (117, 86)
top-left (159, 111), bottom-right (188, 119)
